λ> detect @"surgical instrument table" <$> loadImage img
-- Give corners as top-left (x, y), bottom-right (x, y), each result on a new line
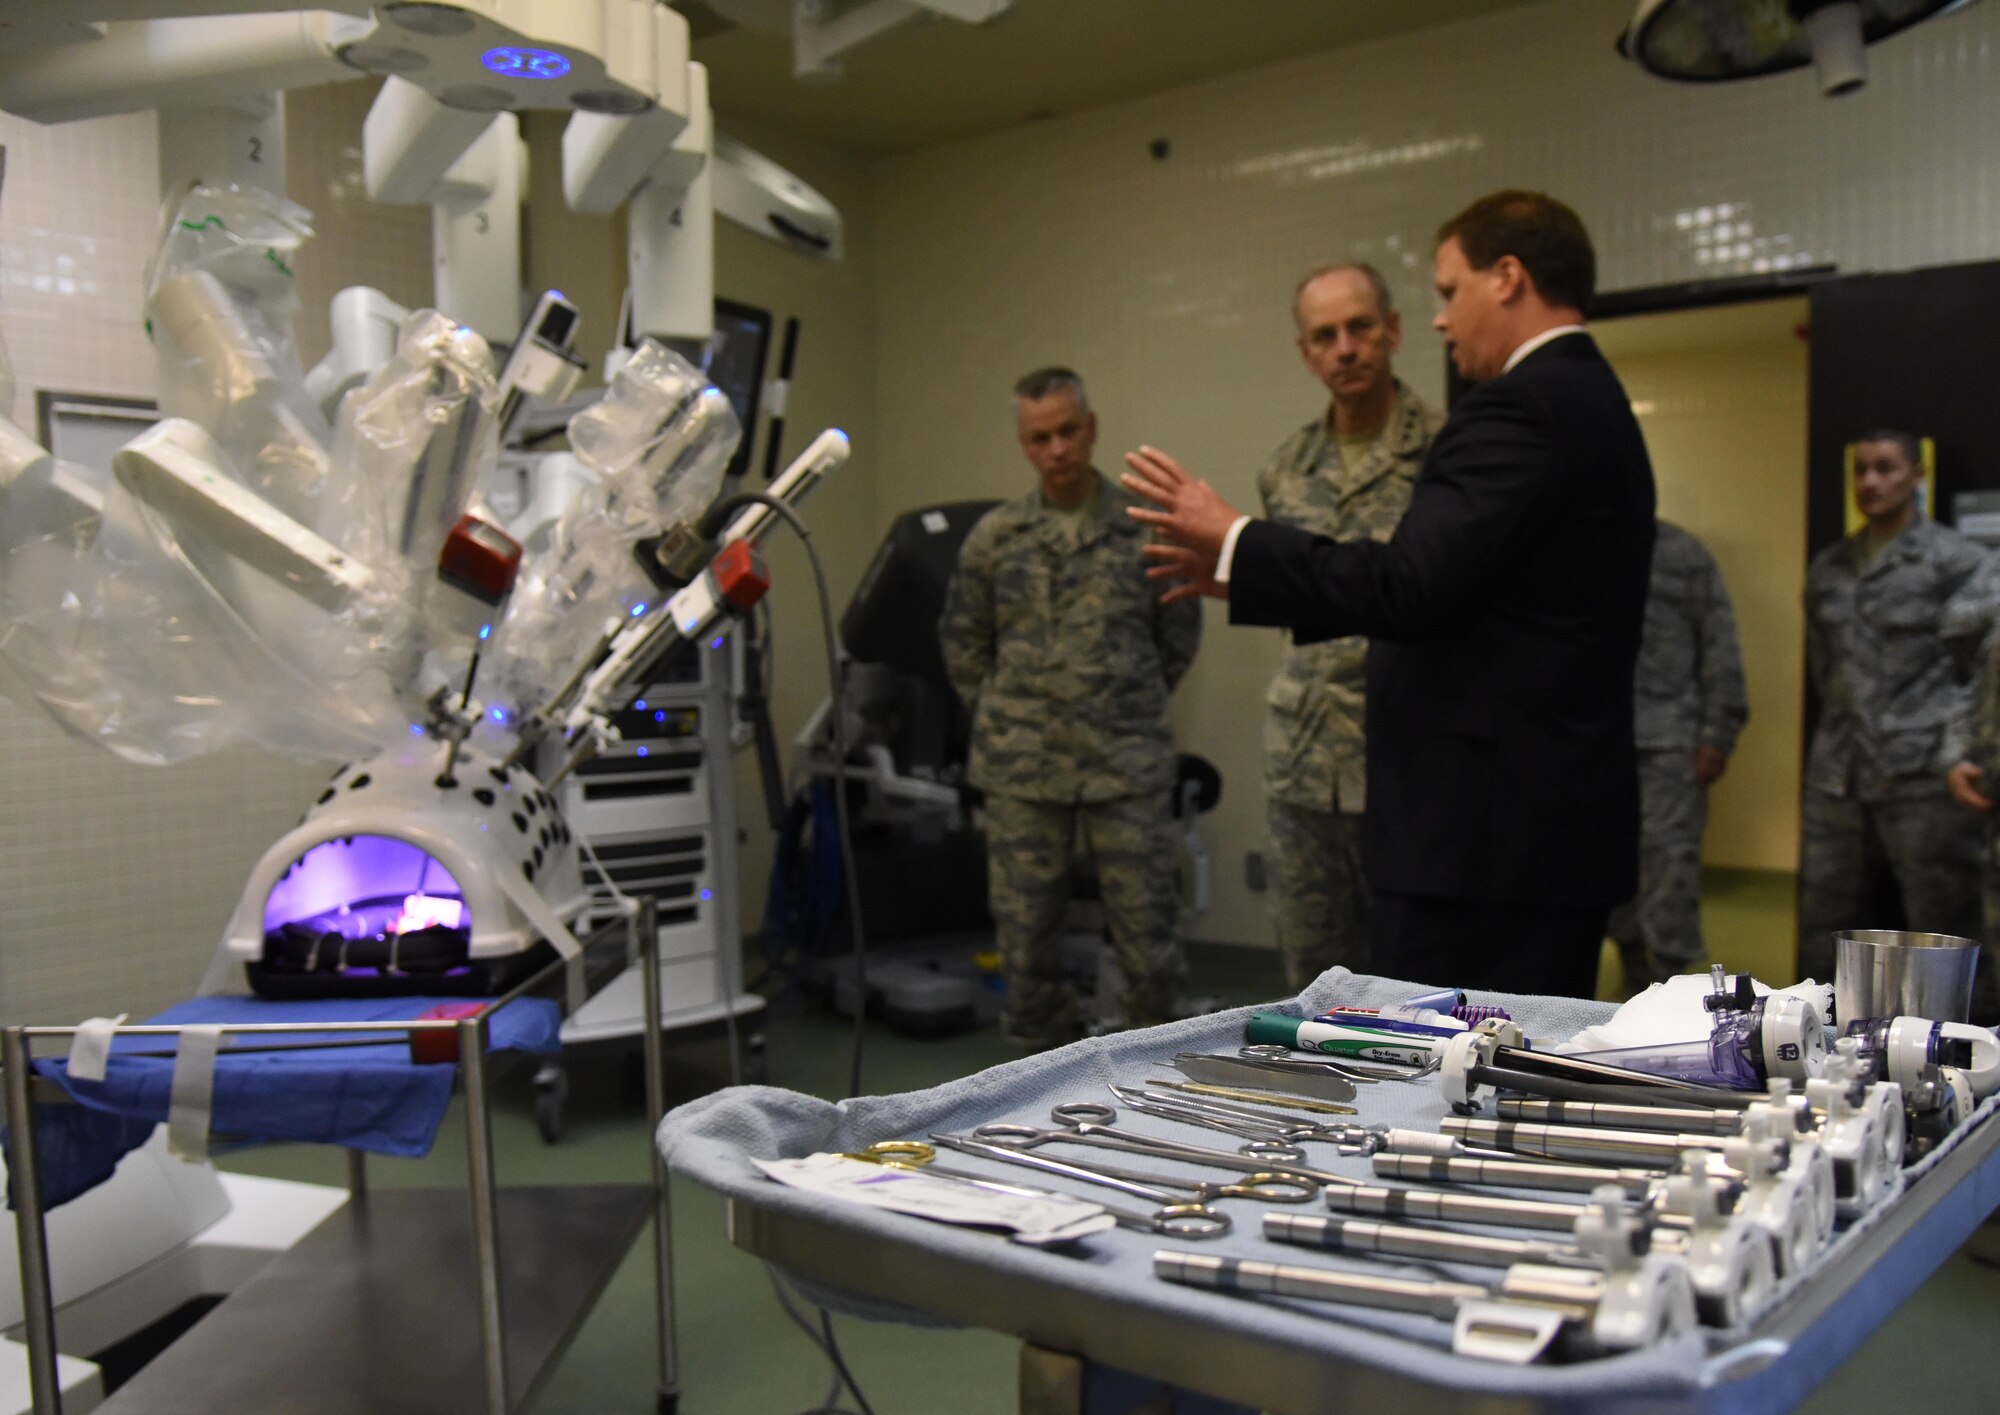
top-left (663, 970), bottom-right (2000, 1415)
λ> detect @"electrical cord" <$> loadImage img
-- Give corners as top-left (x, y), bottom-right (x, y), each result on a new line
top-left (700, 490), bottom-right (869, 1099)
top-left (574, 831), bottom-right (637, 917)
top-left (757, 597), bottom-right (779, 728)
top-left (765, 1267), bottom-right (872, 1415)
top-left (817, 1308), bottom-right (877, 1415)
top-left (720, 595), bottom-right (780, 1087)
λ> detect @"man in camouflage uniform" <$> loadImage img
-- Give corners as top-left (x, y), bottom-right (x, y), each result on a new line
top-left (1608, 521), bottom-right (1748, 991)
top-left (1256, 263), bottom-right (1441, 989)
top-left (940, 367), bottom-right (1203, 1048)
top-left (1800, 430), bottom-right (1990, 992)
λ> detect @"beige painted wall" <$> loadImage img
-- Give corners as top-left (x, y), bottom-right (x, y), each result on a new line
top-left (1598, 313), bottom-right (1810, 872)
top-left (286, 81), bottom-right (434, 367)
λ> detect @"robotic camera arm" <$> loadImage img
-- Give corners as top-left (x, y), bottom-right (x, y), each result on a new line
top-left (536, 426), bottom-right (850, 781)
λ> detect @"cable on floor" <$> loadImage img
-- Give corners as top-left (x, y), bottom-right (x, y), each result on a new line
top-left (817, 1308), bottom-right (877, 1415)
top-left (765, 1266), bottom-right (873, 1415)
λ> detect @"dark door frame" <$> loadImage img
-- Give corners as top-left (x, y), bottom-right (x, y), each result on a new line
top-left (1444, 266), bottom-right (1837, 405)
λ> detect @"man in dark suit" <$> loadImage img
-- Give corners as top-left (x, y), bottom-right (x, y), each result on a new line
top-left (1123, 191), bottom-right (1656, 996)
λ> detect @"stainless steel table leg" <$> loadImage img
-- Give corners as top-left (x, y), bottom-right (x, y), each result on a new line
top-left (461, 1013), bottom-right (507, 1415)
top-left (636, 896), bottom-right (679, 1409)
top-left (3, 1027), bottom-right (62, 1415)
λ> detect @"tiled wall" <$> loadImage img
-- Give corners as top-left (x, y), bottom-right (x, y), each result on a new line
top-left (866, 0), bottom-right (2000, 950)
top-left (0, 111), bottom-right (158, 427)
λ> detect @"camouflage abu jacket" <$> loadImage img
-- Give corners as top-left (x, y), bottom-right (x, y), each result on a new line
top-left (939, 472), bottom-right (1202, 803)
top-left (1633, 521), bottom-right (1749, 753)
top-left (1806, 517), bottom-right (1991, 799)
top-left (1257, 385), bottom-right (1440, 812)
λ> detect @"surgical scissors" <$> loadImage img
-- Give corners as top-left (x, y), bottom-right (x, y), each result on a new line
top-left (841, 1141), bottom-right (1231, 1240)
top-left (964, 1102), bottom-right (1364, 1188)
top-left (929, 1133), bottom-right (1313, 1233)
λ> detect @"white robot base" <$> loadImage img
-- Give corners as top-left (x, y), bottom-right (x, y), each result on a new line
top-left (220, 743), bottom-right (589, 998)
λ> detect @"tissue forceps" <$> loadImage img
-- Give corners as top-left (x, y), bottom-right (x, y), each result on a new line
top-left (966, 1103), bottom-right (1363, 1189)
top-left (929, 1133), bottom-right (1312, 1230)
top-left (843, 1141), bottom-right (1230, 1239)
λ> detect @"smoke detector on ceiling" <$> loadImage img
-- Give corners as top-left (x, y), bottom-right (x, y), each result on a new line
top-left (1618, 0), bottom-right (1982, 97)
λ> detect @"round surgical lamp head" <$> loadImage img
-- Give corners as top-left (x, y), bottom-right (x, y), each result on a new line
top-left (1619, 0), bottom-right (1982, 97)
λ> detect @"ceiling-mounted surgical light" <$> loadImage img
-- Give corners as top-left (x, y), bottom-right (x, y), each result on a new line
top-left (1618, 0), bottom-right (1982, 97)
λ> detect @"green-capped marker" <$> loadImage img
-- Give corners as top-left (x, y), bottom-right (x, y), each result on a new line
top-left (1244, 1010), bottom-right (1442, 1066)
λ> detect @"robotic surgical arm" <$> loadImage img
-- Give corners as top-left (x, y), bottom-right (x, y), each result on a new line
top-left (534, 426), bottom-right (851, 781)
top-left (1, 176), bottom-right (851, 780)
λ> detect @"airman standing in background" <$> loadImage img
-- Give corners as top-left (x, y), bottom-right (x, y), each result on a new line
top-left (940, 367), bottom-right (1203, 1048)
top-left (1257, 263), bottom-right (1441, 989)
top-left (1609, 520), bottom-right (1748, 991)
top-left (1799, 430), bottom-right (1988, 992)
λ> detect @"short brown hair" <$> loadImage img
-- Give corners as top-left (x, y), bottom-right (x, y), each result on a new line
top-left (1854, 428), bottom-right (1922, 467)
top-left (1013, 366), bottom-right (1089, 411)
top-left (1436, 191), bottom-right (1596, 311)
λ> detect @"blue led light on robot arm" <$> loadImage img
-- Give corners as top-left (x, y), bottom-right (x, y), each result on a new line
top-left (482, 46), bottom-right (572, 80)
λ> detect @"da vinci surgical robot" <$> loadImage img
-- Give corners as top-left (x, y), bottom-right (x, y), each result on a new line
top-left (0, 180), bottom-right (847, 998)
top-left (0, 3), bottom-right (852, 1002)
top-left (0, 8), bottom-right (852, 1408)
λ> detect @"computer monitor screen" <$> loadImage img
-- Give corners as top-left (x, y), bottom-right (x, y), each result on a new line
top-left (37, 391), bottom-right (158, 473)
top-left (841, 500), bottom-right (1001, 685)
top-left (705, 299), bottom-right (773, 483)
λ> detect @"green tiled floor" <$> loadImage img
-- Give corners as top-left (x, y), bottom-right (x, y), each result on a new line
top-left (213, 898), bottom-right (2000, 1414)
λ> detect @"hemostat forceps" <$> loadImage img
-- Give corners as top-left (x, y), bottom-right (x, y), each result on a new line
top-left (929, 1133), bottom-right (1314, 1235)
top-left (963, 1102), bottom-right (1363, 1189)
top-left (843, 1141), bottom-right (1230, 1240)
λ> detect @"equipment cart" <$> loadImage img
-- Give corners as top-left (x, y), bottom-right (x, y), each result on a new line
top-left (533, 641), bottom-right (766, 1143)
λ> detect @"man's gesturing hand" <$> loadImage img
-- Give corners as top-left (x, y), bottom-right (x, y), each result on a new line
top-left (1121, 446), bottom-right (1241, 603)
top-left (1121, 446), bottom-right (1239, 554)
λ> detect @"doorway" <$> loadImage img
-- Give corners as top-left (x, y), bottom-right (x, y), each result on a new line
top-left (1593, 296), bottom-right (1810, 986)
